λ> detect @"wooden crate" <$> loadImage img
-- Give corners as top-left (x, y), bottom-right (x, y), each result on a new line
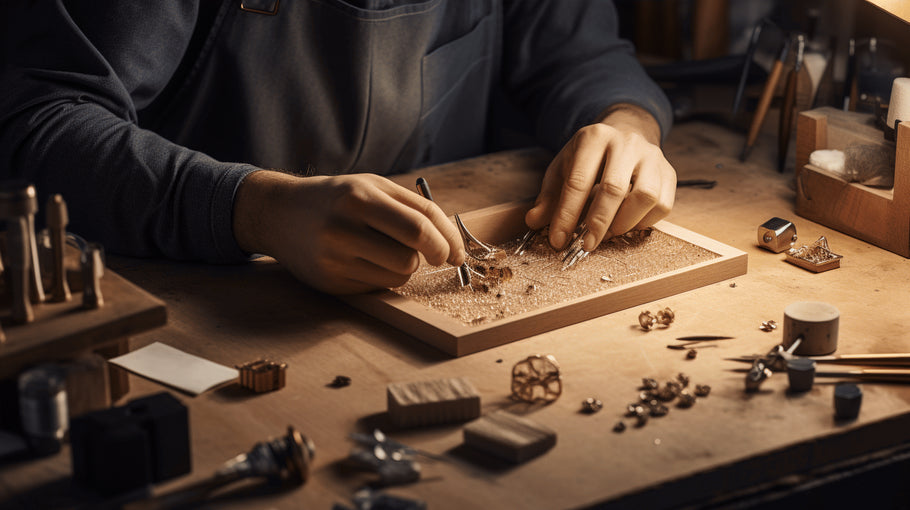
top-left (795, 106), bottom-right (910, 257)
top-left (345, 201), bottom-right (747, 357)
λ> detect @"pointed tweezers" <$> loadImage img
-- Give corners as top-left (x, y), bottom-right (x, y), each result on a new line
top-left (454, 214), bottom-right (497, 261)
top-left (726, 353), bottom-right (910, 368)
top-left (416, 177), bottom-right (474, 289)
top-left (560, 225), bottom-right (589, 270)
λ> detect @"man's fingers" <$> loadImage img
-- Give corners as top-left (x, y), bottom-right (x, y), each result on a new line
top-left (331, 226), bottom-right (420, 276)
top-left (578, 143), bottom-right (637, 248)
top-left (547, 126), bottom-right (612, 249)
top-left (633, 161), bottom-right (676, 229)
top-left (351, 180), bottom-right (459, 267)
top-left (332, 257), bottom-right (413, 293)
top-left (525, 151), bottom-right (565, 230)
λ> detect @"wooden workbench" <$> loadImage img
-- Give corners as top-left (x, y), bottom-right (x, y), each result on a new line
top-left (2, 121), bottom-right (910, 509)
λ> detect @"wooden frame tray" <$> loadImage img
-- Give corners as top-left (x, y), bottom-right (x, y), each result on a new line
top-left (345, 201), bottom-right (748, 357)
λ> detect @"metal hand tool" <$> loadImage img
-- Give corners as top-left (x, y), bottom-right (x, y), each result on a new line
top-left (676, 335), bottom-right (735, 341)
top-left (740, 37), bottom-right (791, 162)
top-left (415, 177), bottom-right (476, 289)
top-left (732, 19), bottom-right (767, 118)
top-left (514, 228), bottom-right (538, 255)
top-left (454, 214), bottom-right (497, 260)
top-left (560, 224), bottom-right (589, 270)
top-left (129, 426), bottom-right (314, 510)
top-left (727, 352), bottom-right (910, 369)
top-left (778, 34), bottom-right (805, 173)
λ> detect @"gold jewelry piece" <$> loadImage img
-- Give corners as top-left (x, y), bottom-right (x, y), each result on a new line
top-left (677, 391), bottom-right (696, 408)
top-left (655, 307), bottom-right (675, 326)
top-left (785, 236), bottom-right (842, 272)
top-left (639, 308), bottom-right (675, 330)
top-left (694, 384), bottom-right (711, 397)
top-left (759, 320), bottom-right (777, 332)
top-left (236, 359), bottom-right (287, 393)
top-left (511, 354), bottom-right (562, 403)
top-left (638, 311), bottom-right (656, 330)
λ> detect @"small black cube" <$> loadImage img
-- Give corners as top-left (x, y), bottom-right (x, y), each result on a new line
top-left (70, 392), bottom-right (190, 494)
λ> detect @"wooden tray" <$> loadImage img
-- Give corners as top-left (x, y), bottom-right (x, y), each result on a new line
top-left (345, 201), bottom-right (747, 356)
top-left (795, 106), bottom-right (910, 257)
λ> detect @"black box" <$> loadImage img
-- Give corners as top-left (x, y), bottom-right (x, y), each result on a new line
top-left (70, 392), bottom-right (190, 494)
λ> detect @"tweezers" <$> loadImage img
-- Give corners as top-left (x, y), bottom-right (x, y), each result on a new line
top-left (561, 225), bottom-right (589, 270)
top-left (454, 214), bottom-right (497, 261)
top-left (726, 353), bottom-right (910, 368)
top-left (416, 177), bottom-right (474, 289)
top-left (514, 229), bottom-right (538, 255)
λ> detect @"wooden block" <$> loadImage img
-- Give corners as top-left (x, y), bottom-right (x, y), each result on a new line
top-left (64, 353), bottom-right (111, 418)
top-left (387, 377), bottom-right (481, 428)
top-left (95, 339), bottom-right (130, 403)
top-left (462, 410), bottom-right (556, 464)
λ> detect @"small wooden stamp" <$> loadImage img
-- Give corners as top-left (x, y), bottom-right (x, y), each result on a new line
top-left (387, 377), bottom-right (481, 428)
top-left (462, 410), bottom-right (556, 463)
top-left (236, 359), bottom-right (287, 393)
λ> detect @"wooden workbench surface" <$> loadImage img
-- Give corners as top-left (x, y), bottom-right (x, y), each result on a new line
top-left (2, 121), bottom-right (910, 509)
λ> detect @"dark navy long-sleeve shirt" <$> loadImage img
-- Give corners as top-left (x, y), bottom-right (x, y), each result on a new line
top-left (0, 0), bottom-right (671, 263)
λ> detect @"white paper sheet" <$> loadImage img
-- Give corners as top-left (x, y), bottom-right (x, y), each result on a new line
top-left (109, 342), bottom-right (238, 396)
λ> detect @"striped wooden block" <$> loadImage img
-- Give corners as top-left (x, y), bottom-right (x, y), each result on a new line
top-left (387, 377), bottom-right (481, 428)
top-left (462, 410), bottom-right (556, 463)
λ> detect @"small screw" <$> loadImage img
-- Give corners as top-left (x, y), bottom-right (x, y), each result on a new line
top-left (581, 397), bottom-right (603, 414)
top-left (330, 375), bottom-right (352, 388)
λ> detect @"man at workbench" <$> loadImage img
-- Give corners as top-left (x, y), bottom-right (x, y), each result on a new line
top-left (0, 1), bottom-right (675, 294)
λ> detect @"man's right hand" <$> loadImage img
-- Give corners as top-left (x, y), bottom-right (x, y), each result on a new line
top-left (233, 171), bottom-right (465, 294)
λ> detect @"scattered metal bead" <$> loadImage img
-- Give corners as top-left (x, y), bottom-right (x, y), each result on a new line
top-left (633, 409), bottom-right (649, 427)
top-left (655, 307), bottom-right (675, 326)
top-left (330, 375), bottom-right (352, 388)
top-left (639, 390), bottom-right (655, 402)
top-left (677, 391), bottom-right (696, 408)
top-left (676, 373), bottom-right (690, 388)
top-left (581, 397), bottom-right (603, 414)
top-left (686, 348), bottom-right (698, 359)
top-left (759, 320), bottom-right (778, 332)
top-left (641, 378), bottom-right (659, 390)
top-left (694, 384), bottom-right (711, 397)
top-left (626, 404), bottom-right (645, 417)
top-left (638, 311), bottom-right (656, 331)
top-left (613, 421), bottom-right (626, 433)
top-left (649, 403), bottom-right (669, 417)
top-left (656, 387), bottom-right (676, 402)
top-left (730, 282), bottom-right (737, 288)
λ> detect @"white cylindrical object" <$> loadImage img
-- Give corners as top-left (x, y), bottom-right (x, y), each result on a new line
top-left (886, 77), bottom-right (910, 130)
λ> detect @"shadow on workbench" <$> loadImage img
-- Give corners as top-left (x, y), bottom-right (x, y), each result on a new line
top-left (588, 441), bottom-right (910, 510)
